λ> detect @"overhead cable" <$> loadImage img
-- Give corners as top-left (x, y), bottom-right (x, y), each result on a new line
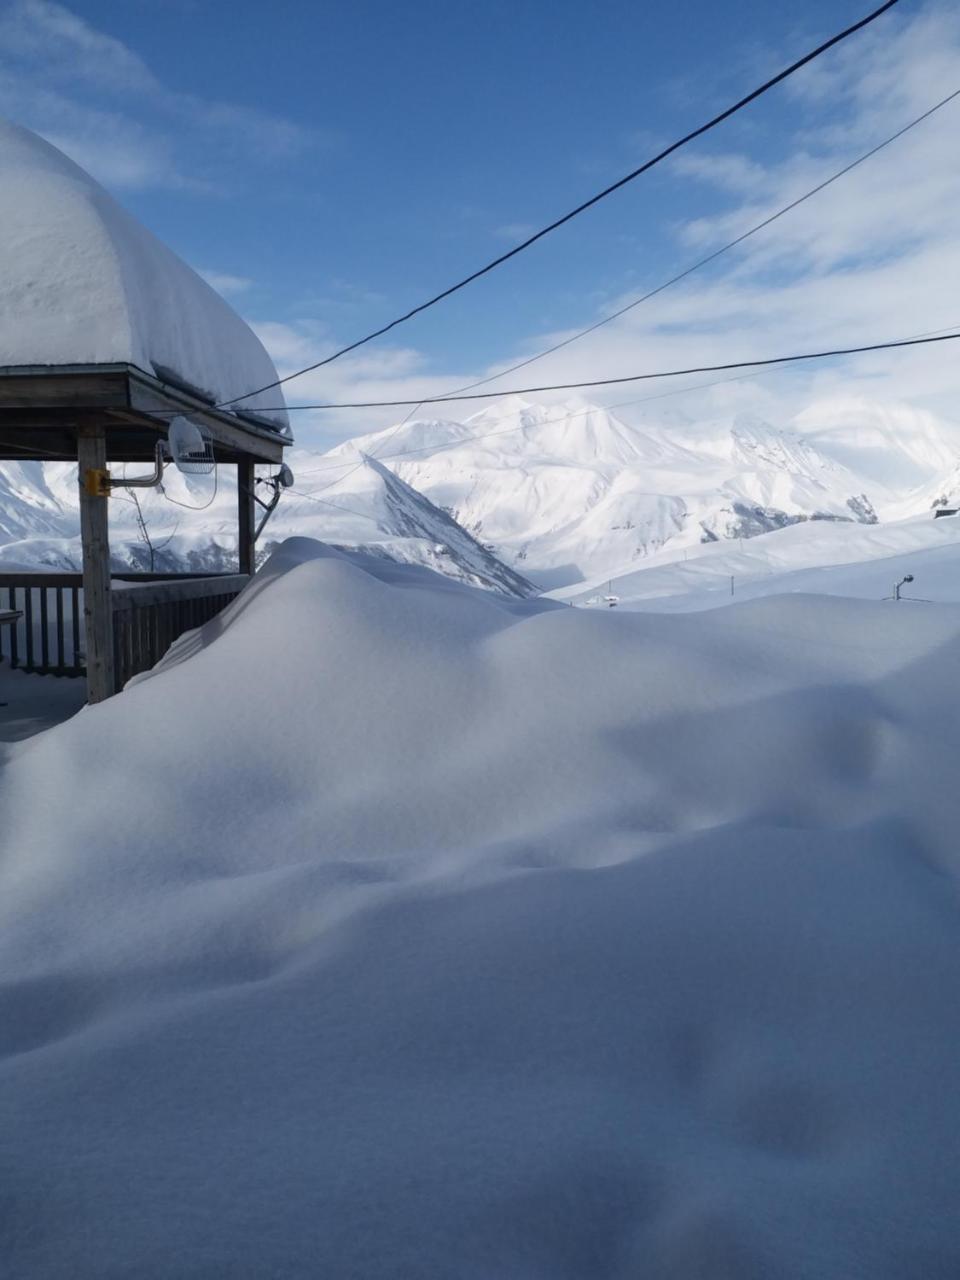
top-left (291, 319), bottom-right (960, 478)
top-left (220, 0), bottom-right (901, 406)
top-left (266, 84), bottom-right (960, 428)
top-left (439, 86), bottom-right (960, 400)
top-left (236, 331), bottom-right (960, 410)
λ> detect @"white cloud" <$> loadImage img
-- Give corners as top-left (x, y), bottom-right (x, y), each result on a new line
top-left (198, 270), bottom-right (253, 297)
top-left (0, 0), bottom-right (313, 190)
top-left (261, 3), bottom-right (960, 452)
top-left (0, 0), bottom-right (157, 94)
top-left (0, 71), bottom-right (190, 187)
top-left (494, 223), bottom-right (537, 242)
top-left (670, 152), bottom-right (767, 196)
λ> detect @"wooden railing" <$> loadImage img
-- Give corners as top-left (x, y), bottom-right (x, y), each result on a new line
top-left (111, 575), bottom-right (247, 690)
top-left (0, 574), bottom-right (83, 676)
top-left (0, 572), bottom-right (248, 691)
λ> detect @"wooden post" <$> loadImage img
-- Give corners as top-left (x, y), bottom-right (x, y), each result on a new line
top-left (77, 426), bottom-right (115, 702)
top-left (238, 457), bottom-right (256, 575)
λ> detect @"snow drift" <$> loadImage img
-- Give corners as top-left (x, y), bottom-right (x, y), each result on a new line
top-left (2, 538), bottom-right (960, 1275)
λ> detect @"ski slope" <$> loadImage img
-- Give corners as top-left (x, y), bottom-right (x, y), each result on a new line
top-left (556, 511), bottom-right (960, 612)
top-left (2, 538), bottom-right (960, 1275)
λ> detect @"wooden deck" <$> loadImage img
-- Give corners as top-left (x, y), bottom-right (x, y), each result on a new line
top-left (0, 572), bottom-right (248, 693)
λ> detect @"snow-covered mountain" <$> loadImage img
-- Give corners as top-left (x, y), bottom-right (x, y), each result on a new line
top-left (0, 452), bottom-right (536, 598)
top-left (2, 395), bottom-right (959, 594)
top-left (270, 453), bottom-right (537, 597)
top-left (321, 398), bottom-right (915, 588)
top-left (793, 398), bottom-right (960, 493)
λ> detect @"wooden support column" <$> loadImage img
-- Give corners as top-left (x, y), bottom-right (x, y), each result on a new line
top-left (238, 457), bottom-right (256, 576)
top-left (77, 425), bottom-right (115, 702)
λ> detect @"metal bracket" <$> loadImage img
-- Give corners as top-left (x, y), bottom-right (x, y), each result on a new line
top-left (105, 442), bottom-right (167, 491)
top-left (83, 467), bottom-right (111, 498)
top-left (253, 477), bottom-right (282, 541)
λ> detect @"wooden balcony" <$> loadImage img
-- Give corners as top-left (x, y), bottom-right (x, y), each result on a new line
top-left (0, 572), bottom-right (248, 694)
top-left (1, 361), bottom-right (291, 703)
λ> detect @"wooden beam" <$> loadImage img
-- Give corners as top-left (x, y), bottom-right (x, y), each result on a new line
top-left (0, 427), bottom-right (78, 460)
top-left (0, 367), bottom-right (130, 409)
top-left (0, 363), bottom-right (290, 463)
top-left (128, 369), bottom-right (286, 463)
top-left (77, 426), bottom-right (115, 702)
top-left (237, 458), bottom-right (256, 576)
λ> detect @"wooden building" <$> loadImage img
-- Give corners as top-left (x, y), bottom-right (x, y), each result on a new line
top-left (0, 118), bottom-right (292, 704)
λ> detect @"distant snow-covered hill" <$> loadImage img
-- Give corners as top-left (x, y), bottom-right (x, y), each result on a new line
top-left (793, 398), bottom-right (960, 493)
top-left (322, 397), bottom-right (937, 588)
top-left (553, 512), bottom-right (960, 613)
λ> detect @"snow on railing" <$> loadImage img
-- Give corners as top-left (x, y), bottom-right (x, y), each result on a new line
top-left (111, 575), bottom-right (247, 691)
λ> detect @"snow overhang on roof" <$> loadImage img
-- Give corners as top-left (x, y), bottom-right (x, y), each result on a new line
top-left (0, 118), bottom-right (288, 434)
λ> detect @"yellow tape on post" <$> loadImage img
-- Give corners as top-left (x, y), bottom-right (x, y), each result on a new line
top-left (83, 467), bottom-right (111, 498)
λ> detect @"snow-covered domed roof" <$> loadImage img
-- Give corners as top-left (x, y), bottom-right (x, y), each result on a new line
top-left (0, 118), bottom-right (287, 431)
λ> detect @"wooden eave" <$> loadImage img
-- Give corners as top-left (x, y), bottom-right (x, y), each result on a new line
top-left (0, 363), bottom-right (291, 464)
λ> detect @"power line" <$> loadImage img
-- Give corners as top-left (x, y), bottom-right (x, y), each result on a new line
top-left (258, 83), bottom-right (959, 430)
top-left (436, 86), bottom-right (960, 400)
top-left (235, 81), bottom-right (960, 502)
top-left (154, 21), bottom-right (938, 443)
top-left (242, 331), bottom-right (960, 410)
top-left (292, 318), bottom-right (960, 479)
top-left (300, 398), bottom-right (429, 507)
top-left (221, 0), bottom-right (901, 408)
top-left (286, 488), bottom-right (383, 525)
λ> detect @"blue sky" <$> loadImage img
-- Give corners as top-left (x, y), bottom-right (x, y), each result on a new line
top-left (1, 0), bottom-right (959, 446)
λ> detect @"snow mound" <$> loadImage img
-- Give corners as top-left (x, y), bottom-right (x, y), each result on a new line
top-left (0, 117), bottom-right (286, 429)
top-left (2, 539), bottom-right (960, 1275)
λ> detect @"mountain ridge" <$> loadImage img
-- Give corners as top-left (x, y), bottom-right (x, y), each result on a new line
top-left (1, 396), bottom-right (958, 594)
top-left (326, 398), bottom-right (939, 588)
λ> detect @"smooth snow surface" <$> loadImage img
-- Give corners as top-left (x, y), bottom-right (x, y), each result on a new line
top-left (3, 537), bottom-right (960, 1276)
top-left (0, 118), bottom-right (287, 428)
top-left (558, 512), bottom-right (960, 612)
